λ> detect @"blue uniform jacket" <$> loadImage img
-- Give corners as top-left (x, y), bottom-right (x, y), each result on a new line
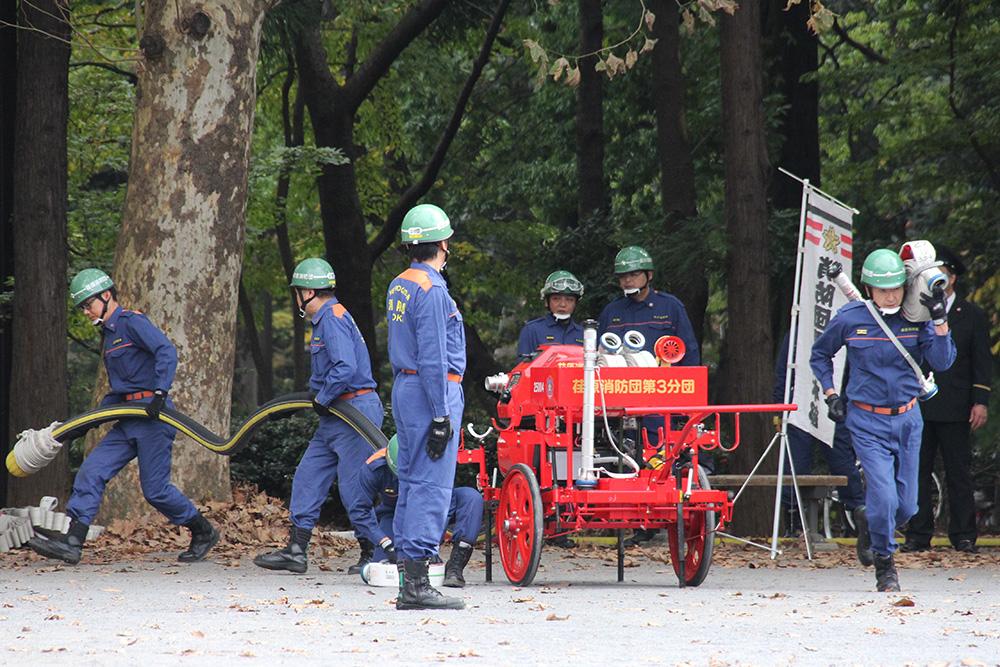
top-left (598, 289), bottom-right (700, 365)
top-left (99, 306), bottom-right (177, 406)
top-left (352, 449), bottom-right (399, 545)
top-left (517, 314), bottom-right (584, 359)
top-left (386, 262), bottom-right (466, 418)
top-left (810, 301), bottom-right (956, 407)
top-left (308, 298), bottom-right (377, 405)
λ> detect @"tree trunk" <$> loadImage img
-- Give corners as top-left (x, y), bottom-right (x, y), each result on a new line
top-left (764, 0), bottom-right (821, 339)
top-left (576, 0), bottom-right (606, 224)
top-left (7, 0), bottom-right (71, 507)
top-left (765, 0), bottom-right (820, 210)
top-left (648, 0), bottom-right (708, 346)
top-left (0, 0), bottom-right (18, 506)
top-left (719, 0), bottom-right (775, 536)
top-left (93, 0), bottom-right (275, 520)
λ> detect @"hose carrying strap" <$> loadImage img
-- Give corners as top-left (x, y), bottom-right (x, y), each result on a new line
top-left (862, 299), bottom-right (932, 389)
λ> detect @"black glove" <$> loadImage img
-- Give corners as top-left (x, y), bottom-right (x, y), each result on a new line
top-left (920, 285), bottom-right (948, 325)
top-left (312, 397), bottom-right (330, 417)
top-left (382, 539), bottom-right (398, 564)
top-left (426, 416), bottom-right (453, 461)
top-left (826, 393), bottom-right (847, 424)
top-left (146, 389), bottom-right (167, 420)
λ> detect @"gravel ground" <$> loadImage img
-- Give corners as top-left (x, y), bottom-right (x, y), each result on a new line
top-left (2, 539), bottom-right (999, 667)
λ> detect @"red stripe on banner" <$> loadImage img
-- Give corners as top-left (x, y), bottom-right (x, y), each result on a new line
top-left (841, 248), bottom-right (852, 259)
top-left (805, 217), bottom-right (823, 232)
top-left (840, 233), bottom-right (852, 247)
top-left (804, 232), bottom-right (821, 246)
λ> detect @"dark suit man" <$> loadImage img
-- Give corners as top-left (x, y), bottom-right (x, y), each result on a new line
top-left (903, 245), bottom-right (991, 553)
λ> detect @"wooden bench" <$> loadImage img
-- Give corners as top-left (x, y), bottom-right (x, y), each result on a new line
top-left (709, 475), bottom-right (849, 544)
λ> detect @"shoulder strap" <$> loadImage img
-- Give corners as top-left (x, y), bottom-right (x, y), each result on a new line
top-left (862, 299), bottom-right (936, 396)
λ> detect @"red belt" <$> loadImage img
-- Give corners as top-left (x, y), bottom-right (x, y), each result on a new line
top-left (852, 397), bottom-right (917, 416)
top-left (125, 391), bottom-right (154, 401)
top-left (401, 369), bottom-right (463, 383)
top-left (338, 388), bottom-right (374, 401)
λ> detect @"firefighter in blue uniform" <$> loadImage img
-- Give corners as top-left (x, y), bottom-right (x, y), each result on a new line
top-left (350, 436), bottom-right (484, 588)
top-left (27, 269), bottom-right (219, 565)
top-left (517, 270), bottom-right (585, 360)
top-left (253, 258), bottom-right (384, 575)
top-left (597, 246), bottom-right (700, 366)
top-left (598, 246), bottom-right (701, 547)
top-left (386, 203), bottom-right (466, 610)
top-left (811, 249), bottom-right (955, 592)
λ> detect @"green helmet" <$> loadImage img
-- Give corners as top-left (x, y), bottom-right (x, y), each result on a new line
top-left (861, 249), bottom-right (906, 288)
top-left (540, 270), bottom-right (584, 299)
top-left (614, 246), bottom-right (653, 274)
top-left (400, 204), bottom-right (454, 245)
top-left (290, 258), bottom-right (336, 289)
top-left (69, 268), bottom-right (114, 307)
top-left (385, 435), bottom-right (399, 476)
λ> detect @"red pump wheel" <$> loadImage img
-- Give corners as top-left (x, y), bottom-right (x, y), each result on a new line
top-left (497, 463), bottom-right (543, 586)
top-left (666, 465), bottom-right (715, 586)
top-left (654, 336), bottom-right (686, 365)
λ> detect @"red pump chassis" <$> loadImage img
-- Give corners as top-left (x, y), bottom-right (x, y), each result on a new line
top-left (472, 343), bottom-right (793, 587)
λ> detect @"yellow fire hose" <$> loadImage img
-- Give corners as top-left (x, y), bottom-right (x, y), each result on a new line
top-left (7, 392), bottom-right (388, 477)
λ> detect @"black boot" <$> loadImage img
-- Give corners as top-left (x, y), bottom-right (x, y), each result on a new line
top-left (443, 542), bottom-right (474, 588)
top-left (397, 559), bottom-right (465, 610)
top-left (852, 506), bottom-right (874, 567)
top-left (623, 528), bottom-right (658, 547)
top-left (783, 505), bottom-right (802, 538)
top-left (874, 552), bottom-right (900, 592)
top-left (348, 538), bottom-right (375, 575)
top-left (27, 518), bottom-right (89, 565)
top-left (253, 526), bottom-right (311, 573)
top-left (178, 512), bottom-right (219, 563)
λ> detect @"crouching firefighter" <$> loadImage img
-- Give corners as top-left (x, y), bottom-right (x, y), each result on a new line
top-left (253, 258), bottom-right (384, 575)
top-left (27, 269), bottom-right (219, 565)
top-left (349, 436), bottom-right (484, 587)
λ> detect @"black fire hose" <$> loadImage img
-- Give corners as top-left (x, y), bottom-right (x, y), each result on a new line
top-left (8, 392), bottom-right (388, 477)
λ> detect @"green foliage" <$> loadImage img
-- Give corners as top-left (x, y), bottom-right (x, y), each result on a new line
top-left (228, 413), bottom-right (317, 500)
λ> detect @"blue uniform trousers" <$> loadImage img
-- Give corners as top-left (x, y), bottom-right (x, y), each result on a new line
top-left (392, 373), bottom-right (464, 561)
top-left (67, 411), bottom-right (197, 526)
top-left (847, 406), bottom-right (922, 555)
top-left (372, 487), bottom-right (484, 561)
top-left (289, 391), bottom-right (383, 533)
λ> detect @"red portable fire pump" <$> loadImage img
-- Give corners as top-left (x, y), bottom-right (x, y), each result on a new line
top-left (467, 321), bottom-right (794, 587)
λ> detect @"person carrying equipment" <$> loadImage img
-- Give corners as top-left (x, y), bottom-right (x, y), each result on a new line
top-left (385, 203), bottom-right (467, 610)
top-left (253, 258), bottom-right (384, 575)
top-left (27, 269), bottom-right (219, 565)
top-left (811, 249), bottom-right (955, 592)
top-left (517, 270), bottom-right (585, 360)
top-left (349, 436), bottom-right (483, 588)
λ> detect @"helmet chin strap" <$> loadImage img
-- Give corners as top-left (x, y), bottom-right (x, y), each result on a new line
top-left (880, 305), bottom-right (901, 315)
top-left (551, 312), bottom-right (571, 321)
top-left (92, 295), bottom-right (110, 326)
top-left (295, 289), bottom-right (314, 319)
top-left (623, 287), bottom-right (641, 296)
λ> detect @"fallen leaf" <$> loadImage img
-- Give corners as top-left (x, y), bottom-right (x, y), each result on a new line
top-left (545, 613), bottom-right (569, 621)
top-left (890, 597), bottom-right (915, 607)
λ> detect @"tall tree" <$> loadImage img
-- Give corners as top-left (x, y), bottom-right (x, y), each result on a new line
top-left (718, 0), bottom-right (775, 536)
top-left (7, 0), bottom-right (72, 507)
top-left (94, 0), bottom-right (280, 519)
top-left (576, 0), bottom-right (606, 224)
top-left (0, 0), bottom-right (17, 506)
top-left (648, 0), bottom-right (708, 345)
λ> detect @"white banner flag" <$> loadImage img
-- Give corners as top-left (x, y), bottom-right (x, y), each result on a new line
top-left (787, 187), bottom-right (854, 445)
